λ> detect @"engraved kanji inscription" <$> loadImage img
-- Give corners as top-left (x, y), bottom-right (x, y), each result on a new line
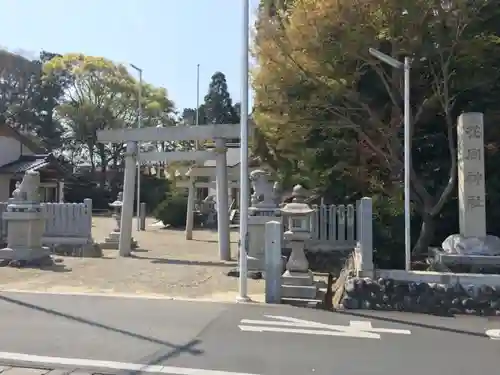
top-left (464, 148), bottom-right (482, 161)
top-left (466, 195), bottom-right (484, 211)
top-left (465, 171), bottom-right (483, 186)
top-left (465, 124), bottom-right (482, 139)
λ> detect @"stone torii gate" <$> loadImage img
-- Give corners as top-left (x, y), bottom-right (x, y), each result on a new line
top-left (97, 124), bottom-right (240, 260)
top-left (177, 164), bottom-right (242, 239)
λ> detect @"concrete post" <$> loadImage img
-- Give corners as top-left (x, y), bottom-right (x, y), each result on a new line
top-left (83, 198), bottom-right (92, 237)
top-left (457, 113), bottom-right (486, 237)
top-left (119, 141), bottom-right (137, 257)
top-left (140, 202), bottom-right (146, 231)
top-left (355, 197), bottom-right (374, 276)
top-left (215, 137), bottom-right (230, 261)
top-left (265, 220), bottom-right (282, 304)
top-left (185, 176), bottom-right (195, 240)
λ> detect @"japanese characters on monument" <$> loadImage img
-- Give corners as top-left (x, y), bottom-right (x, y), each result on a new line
top-left (457, 113), bottom-right (486, 238)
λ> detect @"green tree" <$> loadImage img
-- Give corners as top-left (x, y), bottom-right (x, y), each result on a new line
top-left (0, 49), bottom-right (39, 128)
top-left (0, 49), bottom-right (72, 151)
top-left (30, 51), bottom-right (73, 151)
top-left (43, 53), bottom-right (175, 184)
top-left (181, 71), bottom-right (240, 146)
top-left (252, 0), bottom-right (500, 261)
top-left (203, 71), bottom-right (239, 125)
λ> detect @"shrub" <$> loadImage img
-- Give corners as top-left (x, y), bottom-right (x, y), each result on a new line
top-left (153, 192), bottom-right (205, 228)
top-left (153, 193), bottom-right (190, 228)
top-left (139, 175), bottom-right (172, 214)
top-left (64, 181), bottom-right (113, 210)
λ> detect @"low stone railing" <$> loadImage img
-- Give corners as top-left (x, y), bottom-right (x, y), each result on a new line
top-left (0, 199), bottom-right (93, 246)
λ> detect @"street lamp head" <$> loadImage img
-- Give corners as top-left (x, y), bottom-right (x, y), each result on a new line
top-left (130, 63), bottom-right (142, 73)
top-left (368, 48), bottom-right (404, 70)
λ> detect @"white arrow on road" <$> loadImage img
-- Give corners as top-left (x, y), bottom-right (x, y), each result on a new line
top-left (238, 315), bottom-right (411, 339)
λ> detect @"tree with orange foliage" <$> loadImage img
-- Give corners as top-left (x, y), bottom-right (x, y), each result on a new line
top-left (253, 0), bottom-right (500, 256)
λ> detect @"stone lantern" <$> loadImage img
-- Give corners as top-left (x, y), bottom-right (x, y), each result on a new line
top-left (0, 171), bottom-right (50, 263)
top-left (280, 185), bottom-right (317, 300)
top-left (102, 192), bottom-right (137, 249)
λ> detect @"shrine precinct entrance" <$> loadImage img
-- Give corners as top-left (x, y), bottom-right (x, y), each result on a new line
top-left (97, 123), bottom-right (241, 260)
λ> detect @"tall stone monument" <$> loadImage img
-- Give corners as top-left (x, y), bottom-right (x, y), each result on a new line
top-left (441, 112), bottom-right (500, 257)
top-left (457, 112), bottom-right (486, 237)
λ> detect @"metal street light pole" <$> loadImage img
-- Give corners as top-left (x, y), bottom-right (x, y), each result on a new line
top-left (403, 56), bottom-right (411, 272)
top-left (195, 64), bottom-right (201, 151)
top-left (237, 0), bottom-right (250, 302)
top-left (196, 64), bottom-right (200, 127)
top-left (130, 63), bottom-right (143, 231)
top-left (368, 48), bottom-right (412, 271)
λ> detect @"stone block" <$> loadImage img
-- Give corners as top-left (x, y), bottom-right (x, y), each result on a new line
top-left (281, 270), bottom-right (314, 286)
top-left (281, 297), bottom-right (322, 308)
top-left (52, 243), bottom-right (103, 258)
top-left (0, 246), bottom-right (50, 262)
top-left (281, 284), bottom-right (318, 299)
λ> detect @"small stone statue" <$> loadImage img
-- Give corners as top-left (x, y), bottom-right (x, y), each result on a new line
top-left (249, 169), bottom-right (275, 207)
top-left (12, 171), bottom-right (40, 202)
top-left (272, 181), bottom-right (282, 205)
top-left (12, 181), bottom-right (22, 201)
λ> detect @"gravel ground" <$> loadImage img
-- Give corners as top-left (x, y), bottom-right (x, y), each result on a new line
top-left (0, 217), bottom-right (265, 301)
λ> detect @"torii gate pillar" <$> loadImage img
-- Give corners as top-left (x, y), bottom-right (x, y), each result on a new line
top-left (215, 138), bottom-right (231, 261)
top-left (119, 141), bottom-right (137, 257)
top-left (185, 176), bottom-right (196, 240)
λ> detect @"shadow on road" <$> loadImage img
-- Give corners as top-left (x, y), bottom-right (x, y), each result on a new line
top-left (0, 293), bottom-right (204, 370)
top-left (334, 309), bottom-right (492, 338)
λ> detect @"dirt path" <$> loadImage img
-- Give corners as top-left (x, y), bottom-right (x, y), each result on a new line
top-left (0, 217), bottom-right (265, 301)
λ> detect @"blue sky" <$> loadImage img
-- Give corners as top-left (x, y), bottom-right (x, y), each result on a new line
top-left (0, 0), bottom-right (260, 113)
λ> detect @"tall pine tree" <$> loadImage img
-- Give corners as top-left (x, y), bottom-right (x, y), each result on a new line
top-left (203, 71), bottom-right (239, 125)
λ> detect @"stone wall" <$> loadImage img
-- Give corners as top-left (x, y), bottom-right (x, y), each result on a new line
top-left (339, 276), bottom-right (500, 316)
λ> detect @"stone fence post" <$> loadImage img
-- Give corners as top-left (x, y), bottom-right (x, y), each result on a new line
top-left (265, 220), bottom-right (282, 304)
top-left (355, 197), bottom-right (373, 277)
top-left (140, 202), bottom-right (147, 231)
top-left (84, 198), bottom-right (92, 236)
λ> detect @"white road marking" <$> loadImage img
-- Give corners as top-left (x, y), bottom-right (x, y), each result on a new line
top-left (238, 315), bottom-right (411, 339)
top-left (238, 325), bottom-right (380, 338)
top-left (486, 329), bottom-right (500, 340)
top-left (0, 352), bottom-right (259, 375)
top-left (348, 320), bottom-right (412, 334)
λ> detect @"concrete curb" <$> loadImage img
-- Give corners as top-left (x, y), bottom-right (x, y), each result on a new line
top-left (0, 288), bottom-right (282, 307)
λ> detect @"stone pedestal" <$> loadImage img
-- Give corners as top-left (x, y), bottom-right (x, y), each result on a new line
top-left (102, 193), bottom-right (137, 250)
top-left (281, 235), bottom-right (317, 300)
top-left (0, 171), bottom-right (50, 263)
top-left (247, 210), bottom-right (283, 271)
top-left (246, 169), bottom-right (283, 271)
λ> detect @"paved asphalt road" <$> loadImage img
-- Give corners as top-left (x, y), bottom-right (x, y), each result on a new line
top-left (0, 291), bottom-right (498, 375)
